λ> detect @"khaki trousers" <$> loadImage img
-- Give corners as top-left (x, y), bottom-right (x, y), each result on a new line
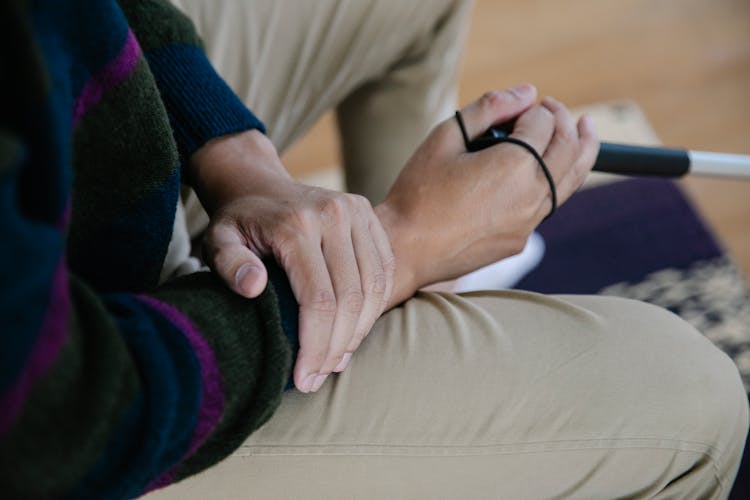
top-left (147, 292), bottom-right (747, 499)
top-left (154, 1), bottom-right (749, 498)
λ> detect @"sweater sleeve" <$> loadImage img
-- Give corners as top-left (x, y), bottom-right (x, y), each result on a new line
top-left (0, 127), bottom-right (291, 498)
top-left (1, 3), bottom-right (295, 498)
top-left (118, 0), bottom-right (266, 162)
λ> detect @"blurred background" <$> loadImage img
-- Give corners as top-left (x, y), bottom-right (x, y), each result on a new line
top-left (281, 0), bottom-right (750, 277)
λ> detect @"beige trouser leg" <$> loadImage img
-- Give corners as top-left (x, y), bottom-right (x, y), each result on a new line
top-left (147, 292), bottom-right (748, 499)
top-left (175, 0), bottom-right (471, 204)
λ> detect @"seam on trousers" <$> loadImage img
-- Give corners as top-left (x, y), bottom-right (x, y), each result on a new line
top-left (233, 436), bottom-right (724, 461)
top-left (232, 439), bottom-right (729, 494)
top-left (234, 440), bottom-right (729, 492)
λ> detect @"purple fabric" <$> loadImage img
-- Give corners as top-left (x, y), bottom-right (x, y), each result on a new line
top-left (72, 30), bottom-right (141, 128)
top-left (516, 178), bottom-right (723, 294)
top-left (0, 258), bottom-right (71, 436)
top-left (136, 296), bottom-right (225, 491)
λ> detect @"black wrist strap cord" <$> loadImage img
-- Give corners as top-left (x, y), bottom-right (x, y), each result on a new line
top-left (454, 110), bottom-right (557, 220)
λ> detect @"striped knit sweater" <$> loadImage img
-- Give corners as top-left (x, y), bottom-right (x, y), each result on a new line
top-left (0, 0), bottom-right (298, 497)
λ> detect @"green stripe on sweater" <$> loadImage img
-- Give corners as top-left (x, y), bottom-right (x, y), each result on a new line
top-left (118, 0), bottom-right (203, 51)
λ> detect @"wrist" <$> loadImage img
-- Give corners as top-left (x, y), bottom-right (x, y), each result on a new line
top-left (188, 129), bottom-right (291, 213)
top-left (374, 201), bottom-right (421, 309)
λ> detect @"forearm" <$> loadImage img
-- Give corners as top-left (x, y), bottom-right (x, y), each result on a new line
top-left (188, 129), bottom-right (290, 214)
top-left (374, 202), bottom-right (421, 310)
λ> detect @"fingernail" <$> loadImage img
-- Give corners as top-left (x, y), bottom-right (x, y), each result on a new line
top-left (311, 373), bottom-right (328, 392)
top-left (511, 83), bottom-right (533, 96)
top-left (235, 263), bottom-right (259, 296)
top-left (301, 373), bottom-right (318, 393)
top-left (334, 352), bottom-right (352, 372)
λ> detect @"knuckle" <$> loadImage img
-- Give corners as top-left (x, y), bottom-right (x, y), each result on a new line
top-left (349, 193), bottom-right (372, 210)
top-left (318, 196), bottom-right (347, 219)
top-left (344, 193), bottom-right (371, 218)
top-left (369, 272), bottom-right (388, 295)
top-left (342, 289), bottom-right (364, 314)
top-left (538, 106), bottom-right (554, 121)
top-left (480, 90), bottom-right (502, 109)
top-left (557, 126), bottom-right (577, 145)
top-left (202, 222), bottom-right (222, 243)
top-left (542, 96), bottom-right (562, 111)
top-left (272, 228), bottom-right (302, 259)
top-left (286, 206), bottom-right (317, 234)
top-left (202, 220), bottom-right (235, 249)
top-left (381, 254), bottom-right (396, 279)
top-left (308, 289), bottom-right (337, 314)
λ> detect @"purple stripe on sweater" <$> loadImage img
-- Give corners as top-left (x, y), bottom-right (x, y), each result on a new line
top-left (136, 296), bottom-right (225, 491)
top-left (0, 258), bottom-right (71, 436)
top-left (72, 30), bottom-right (141, 128)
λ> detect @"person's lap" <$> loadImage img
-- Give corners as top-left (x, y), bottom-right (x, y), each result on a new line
top-left (154, 2), bottom-right (748, 497)
top-left (147, 291), bottom-right (747, 498)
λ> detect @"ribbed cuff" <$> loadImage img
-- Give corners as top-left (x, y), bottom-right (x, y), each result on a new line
top-left (144, 44), bottom-right (266, 162)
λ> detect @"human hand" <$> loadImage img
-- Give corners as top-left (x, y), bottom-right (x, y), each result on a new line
top-left (375, 84), bottom-right (599, 304)
top-left (189, 130), bottom-right (395, 393)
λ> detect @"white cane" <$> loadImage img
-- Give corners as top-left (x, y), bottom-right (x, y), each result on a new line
top-left (466, 120), bottom-right (750, 180)
top-left (595, 143), bottom-right (750, 180)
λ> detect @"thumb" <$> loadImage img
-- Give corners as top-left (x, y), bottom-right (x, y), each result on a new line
top-left (204, 224), bottom-right (269, 298)
top-left (232, 253), bottom-right (268, 298)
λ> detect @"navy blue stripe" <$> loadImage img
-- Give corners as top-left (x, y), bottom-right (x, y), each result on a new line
top-left (145, 43), bottom-right (265, 162)
top-left (64, 294), bottom-right (202, 499)
top-left (69, 167), bottom-right (179, 293)
top-left (32, 0), bottom-right (130, 102)
top-left (265, 259), bottom-right (299, 390)
top-left (0, 136), bottom-right (64, 396)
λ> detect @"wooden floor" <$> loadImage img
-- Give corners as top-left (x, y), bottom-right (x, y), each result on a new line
top-left (282, 0), bottom-right (750, 277)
